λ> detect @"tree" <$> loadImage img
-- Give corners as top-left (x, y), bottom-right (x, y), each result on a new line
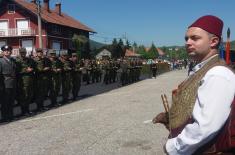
top-left (110, 38), bottom-right (124, 59)
top-left (145, 43), bottom-right (158, 59)
top-left (125, 39), bottom-right (131, 49)
top-left (136, 45), bottom-right (147, 58)
top-left (132, 42), bottom-right (138, 51)
top-left (72, 34), bottom-right (90, 58)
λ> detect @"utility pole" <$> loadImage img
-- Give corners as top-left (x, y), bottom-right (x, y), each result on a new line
top-left (36, 0), bottom-right (43, 48)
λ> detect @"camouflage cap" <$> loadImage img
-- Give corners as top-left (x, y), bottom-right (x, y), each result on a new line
top-left (19, 47), bottom-right (27, 53)
top-left (71, 53), bottom-right (77, 56)
top-left (61, 52), bottom-right (68, 56)
top-left (36, 48), bottom-right (43, 53)
top-left (1, 45), bottom-right (12, 51)
top-left (48, 49), bottom-right (56, 55)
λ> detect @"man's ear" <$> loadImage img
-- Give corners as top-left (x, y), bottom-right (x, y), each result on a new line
top-left (210, 36), bottom-right (220, 48)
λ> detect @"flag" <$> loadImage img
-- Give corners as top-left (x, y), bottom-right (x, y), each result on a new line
top-left (219, 37), bottom-right (225, 59)
top-left (225, 28), bottom-right (230, 64)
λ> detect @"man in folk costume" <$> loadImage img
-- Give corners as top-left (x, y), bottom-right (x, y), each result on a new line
top-left (153, 15), bottom-right (235, 155)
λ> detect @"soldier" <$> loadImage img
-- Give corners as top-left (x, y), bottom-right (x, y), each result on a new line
top-left (0, 45), bottom-right (16, 122)
top-left (136, 59), bottom-right (143, 80)
top-left (96, 60), bottom-right (102, 82)
top-left (71, 53), bottom-right (82, 100)
top-left (150, 61), bottom-right (157, 78)
top-left (15, 47), bottom-right (35, 116)
top-left (103, 59), bottom-right (110, 84)
top-left (90, 59), bottom-right (96, 83)
top-left (48, 50), bottom-right (62, 107)
top-left (60, 52), bottom-right (72, 103)
top-left (120, 59), bottom-right (129, 86)
top-left (84, 59), bottom-right (91, 85)
top-left (34, 48), bottom-right (51, 111)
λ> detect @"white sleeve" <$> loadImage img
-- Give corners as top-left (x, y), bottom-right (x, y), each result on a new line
top-left (165, 67), bottom-right (235, 155)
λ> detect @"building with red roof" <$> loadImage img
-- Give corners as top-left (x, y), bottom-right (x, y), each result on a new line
top-left (0, 0), bottom-right (95, 56)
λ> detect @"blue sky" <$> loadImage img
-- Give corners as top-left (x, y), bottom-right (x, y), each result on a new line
top-left (49, 0), bottom-right (235, 47)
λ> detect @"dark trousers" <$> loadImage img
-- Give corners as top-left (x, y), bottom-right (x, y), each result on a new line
top-left (1, 88), bottom-right (15, 121)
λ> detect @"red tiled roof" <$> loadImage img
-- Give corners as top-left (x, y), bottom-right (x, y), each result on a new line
top-left (125, 49), bottom-right (140, 57)
top-left (156, 48), bottom-right (165, 56)
top-left (145, 47), bottom-right (165, 56)
top-left (15, 0), bottom-right (95, 32)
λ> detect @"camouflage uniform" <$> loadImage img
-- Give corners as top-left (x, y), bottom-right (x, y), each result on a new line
top-left (71, 53), bottom-right (82, 100)
top-left (60, 53), bottom-right (72, 103)
top-left (34, 48), bottom-right (51, 111)
top-left (120, 60), bottom-right (129, 85)
top-left (103, 60), bottom-right (110, 84)
top-left (48, 50), bottom-right (62, 106)
top-left (15, 48), bottom-right (35, 115)
top-left (150, 62), bottom-right (157, 78)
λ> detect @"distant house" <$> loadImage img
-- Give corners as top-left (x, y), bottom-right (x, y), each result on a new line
top-left (145, 47), bottom-right (165, 56)
top-left (0, 0), bottom-right (95, 56)
top-left (96, 49), bottom-right (111, 59)
top-left (125, 49), bottom-right (140, 58)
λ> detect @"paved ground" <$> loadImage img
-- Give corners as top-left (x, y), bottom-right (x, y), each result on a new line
top-left (0, 69), bottom-right (187, 155)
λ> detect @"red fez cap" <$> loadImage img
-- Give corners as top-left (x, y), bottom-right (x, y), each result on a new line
top-left (189, 15), bottom-right (223, 37)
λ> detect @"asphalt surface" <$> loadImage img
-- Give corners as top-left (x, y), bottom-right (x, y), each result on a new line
top-left (0, 69), bottom-right (187, 155)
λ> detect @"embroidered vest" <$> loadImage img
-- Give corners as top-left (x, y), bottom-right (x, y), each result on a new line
top-left (168, 55), bottom-right (235, 153)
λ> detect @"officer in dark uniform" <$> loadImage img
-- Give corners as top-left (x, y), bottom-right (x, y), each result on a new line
top-left (0, 45), bottom-right (16, 122)
top-left (15, 47), bottom-right (35, 116)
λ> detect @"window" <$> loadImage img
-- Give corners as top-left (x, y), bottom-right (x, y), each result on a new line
top-left (0, 21), bottom-right (8, 36)
top-left (52, 25), bottom-right (61, 34)
top-left (52, 41), bottom-right (61, 55)
top-left (8, 4), bottom-right (15, 14)
top-left (17, 19), bottom-right (29, 35)
top-left (21, 39), bottom-right (33, 56)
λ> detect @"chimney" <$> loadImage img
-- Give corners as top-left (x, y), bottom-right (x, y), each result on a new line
top-left (31, 0), bottom-right (36, 4)
top-left (55, 3), bottom-right (61, 16)
top-left (43, 0), bottom-right (50, 12)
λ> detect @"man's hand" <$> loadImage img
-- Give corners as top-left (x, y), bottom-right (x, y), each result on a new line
top-left (152, 112), bottom-right (169, 130)
top-left (26, 67), bottom-right (33, 72)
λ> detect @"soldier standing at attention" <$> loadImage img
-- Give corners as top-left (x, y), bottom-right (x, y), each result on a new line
top-left (34, 48), bottom-right (51, 111)
top-left (48, 50), bottom-right (62, 107)
top-left (70, 53), bottom-right (82, 100)
top-left (0, 45), bottom-right (16, 122)
top-left (15, 47), bottom-right (35, 116)
top-left (60, 53), bottom-right (72, 103)
top-left (150, 61), bottom-right (157, 78)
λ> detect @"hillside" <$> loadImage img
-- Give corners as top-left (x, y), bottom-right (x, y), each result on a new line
top-left (89, 40), bottom-right (107, 50)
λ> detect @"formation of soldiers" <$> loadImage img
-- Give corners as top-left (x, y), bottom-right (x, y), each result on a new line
top-left (0, 45), bottom-right (143, 122)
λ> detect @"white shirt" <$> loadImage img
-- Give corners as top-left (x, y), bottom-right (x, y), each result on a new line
top-left (165, 55), bottom-right (235, 155)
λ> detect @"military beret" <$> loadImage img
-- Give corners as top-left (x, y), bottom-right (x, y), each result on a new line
top-left (36, 48), bottom-right (43, 53)
top-left (19, 47), bottom-right (27, 53)
top-left (1, 45), bottom-right (12, 51)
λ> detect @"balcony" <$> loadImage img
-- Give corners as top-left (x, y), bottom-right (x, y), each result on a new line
top-left (0, 28), bottom-right (36, 37)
